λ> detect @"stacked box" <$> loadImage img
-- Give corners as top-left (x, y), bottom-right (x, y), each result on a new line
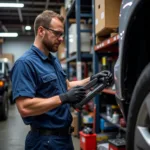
top-left (69, 24), bottom-right (91, 55)
top-left (71, 113), bottom-right (78, 136)
top-left (0, 53), bottom-right (14, 63)
top-left (95, 0), bottom-right (121, 36)
top-left (60, 6), bottom-right (66, 18)
top-left (57, 42), bottom-right (66, 60)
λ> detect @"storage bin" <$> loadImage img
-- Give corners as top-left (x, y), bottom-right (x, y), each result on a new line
top-left (100, 118), bottom-right (117, 131)
top-left (69, 24), bottom-right (91, 54)
top-left (108, 138), bottom-right (126, 150)
top-left (80, 131), bottom-right (96, 150)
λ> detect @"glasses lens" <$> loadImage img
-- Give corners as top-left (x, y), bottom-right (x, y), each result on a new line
top-left (60, 33), bottom-right (64, 38)
top-left (45, 27), bottom-right (64, 38)
top-left (55, 31), bottom-right (64, 38)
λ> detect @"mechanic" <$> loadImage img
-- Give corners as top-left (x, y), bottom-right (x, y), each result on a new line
top-left (11, 10), bottom-right (110, 150)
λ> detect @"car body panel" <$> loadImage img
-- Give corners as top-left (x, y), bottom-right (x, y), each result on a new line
top-left (114, 0), bottom-right (143, 119)
top-left (114, 0), bottom-right (142, 100)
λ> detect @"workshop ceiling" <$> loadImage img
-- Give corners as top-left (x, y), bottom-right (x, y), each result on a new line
top-left (0, 0), bottom-right (64, 36)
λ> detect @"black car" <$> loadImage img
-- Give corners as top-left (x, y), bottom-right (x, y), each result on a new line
top-left (0, 58), bottom-right (12, 120)
top-left (114, 0), bottom-right (150, 149)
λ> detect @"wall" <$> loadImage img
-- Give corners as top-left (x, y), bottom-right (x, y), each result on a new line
top-left (2, 36), bottom-right (34, 62)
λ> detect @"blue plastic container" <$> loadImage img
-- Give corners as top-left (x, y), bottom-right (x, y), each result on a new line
top-left (100, 118), bottom-right (117, 131)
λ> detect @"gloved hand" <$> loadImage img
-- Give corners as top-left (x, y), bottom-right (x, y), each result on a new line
top-left (90, 70), bottom-right (111, 80)
top-left (59, 86), bottom-right (86, 104)
top-left (90, 70), bottom-right (113, 85)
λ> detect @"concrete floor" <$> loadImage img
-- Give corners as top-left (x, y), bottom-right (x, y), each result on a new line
top-left (0, 104), bottom-right (80, 150)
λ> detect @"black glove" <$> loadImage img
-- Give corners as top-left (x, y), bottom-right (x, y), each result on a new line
top-left (90, 70), bottom-right (111, 80)
top-left (91, 70), bottom-right (113, 85)
top-left (59, 86), bottom-right (86, 104)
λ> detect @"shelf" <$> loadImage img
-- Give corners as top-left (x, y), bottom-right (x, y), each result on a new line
top-left (66, 0), bottom-right (92, 18)
top-left (102, 88), bottom-right (116, 95)
top-left (100, 113), bottom-right (126, 132)
top-left (66, 53), bottom-right (92, 63)
top-left (80, 29), bottom-right (92, 33)
top-left (94, 35), bottom-right (119, 52)
top-left (66, 55), bottom-right (76, 63)
top-left (80, 13), bottom-right (92, 18)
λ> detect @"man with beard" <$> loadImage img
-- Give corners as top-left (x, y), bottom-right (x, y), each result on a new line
top-left (11, 10), bottom-right (111, 150)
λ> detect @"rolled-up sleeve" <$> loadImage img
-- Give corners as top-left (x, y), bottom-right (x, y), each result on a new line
top-left (11, 60), bottom-right (37, 101)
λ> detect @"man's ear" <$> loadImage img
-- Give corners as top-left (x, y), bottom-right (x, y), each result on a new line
top-left (38, 26), bottom-right (45, 37)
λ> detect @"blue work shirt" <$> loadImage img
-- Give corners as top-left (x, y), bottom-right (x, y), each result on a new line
top-left (11, 45), bottom-right (72, 129)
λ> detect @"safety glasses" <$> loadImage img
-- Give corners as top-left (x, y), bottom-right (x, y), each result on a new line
top-left (43, 26), bottom-right (64, 38)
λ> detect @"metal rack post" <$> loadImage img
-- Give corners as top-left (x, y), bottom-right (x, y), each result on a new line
top-left (65, 16), bottom-right (70, 78)
top-left (75, 0), bottom-right (82, 134)
top-left (65, 0), bottom-right (93, 135)
top-left (92, 0), bottom-right (100, 133)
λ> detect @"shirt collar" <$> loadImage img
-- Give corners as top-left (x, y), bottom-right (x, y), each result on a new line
top-left (31, 44), bottom-right (56, 61)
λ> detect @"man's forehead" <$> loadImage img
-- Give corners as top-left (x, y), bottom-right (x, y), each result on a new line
top-left (50, 17), bottom-right (64, 28)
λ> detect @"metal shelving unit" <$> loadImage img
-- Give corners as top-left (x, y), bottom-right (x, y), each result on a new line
top-left (100, 113), bottom-right (126, 132)
top-left (94, 34), bottom-right (119, 52)
top-left (91, 0), bottom-right (100, 134)
top-left (65, 0), bottom-right (93, 135)
top-left (93, 26), bottom-right (123, 133)
top-left (66, 53), bottom-right (92, 63)
top-left (65, 0), bottom-right (121, 135)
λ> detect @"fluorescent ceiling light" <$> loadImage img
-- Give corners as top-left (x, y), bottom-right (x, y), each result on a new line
top-left (25, 26), bottom-right (31, 30)
top-left (0, 33), bottom-right (18, 37)
top-left (0, 3), bottom-right (24, 8)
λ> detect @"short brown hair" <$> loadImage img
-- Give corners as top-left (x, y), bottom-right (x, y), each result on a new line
top-left (34, 10), bottom-right (64, 36)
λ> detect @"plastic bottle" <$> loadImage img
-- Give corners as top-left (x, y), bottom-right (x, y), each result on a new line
top-left (106, 105), bottom-right (112, 117)
top-left (112, 111), bottom-right (119, 124)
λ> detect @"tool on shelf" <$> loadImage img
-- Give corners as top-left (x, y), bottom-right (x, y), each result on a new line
top-left (73, 70), bottom-right (113, 110)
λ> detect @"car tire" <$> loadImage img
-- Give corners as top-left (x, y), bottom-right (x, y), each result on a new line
top-left (0, 92), bottom-right (9, 120)
top-left (9, 91), bottom-right (15, 105)
top-left (126, 63), bottom-right (150, 150)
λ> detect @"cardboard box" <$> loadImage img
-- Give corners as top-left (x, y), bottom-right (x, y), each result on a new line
top-left (60, 6), bottom-right (66, 18)
top-left (95, 0), bottom-right (121, 36)
top-left (110, 32), bottom-right (118, 37)
top-left (0, 39), bottom-right (4, 44)
top-left (69, 19), bottom-right (86, 24)
top-left (58, 42), bottom-right (66, 60)
top-left (96, 36), bottom-right (106, 44)
top-left (71, 113), bottom-right (78, 136)
top-left (0, 53), bottom-right (14, 63)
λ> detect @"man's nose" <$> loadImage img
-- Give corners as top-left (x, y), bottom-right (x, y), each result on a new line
top-left (58, 36), bottom-right (64, 42)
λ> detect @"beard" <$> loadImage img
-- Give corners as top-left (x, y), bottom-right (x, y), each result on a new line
top-left (42, 35), bottom-right (59, 53)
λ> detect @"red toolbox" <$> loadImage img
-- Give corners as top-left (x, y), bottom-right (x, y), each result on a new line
top-left (79, 131), bottom-right (96, 150)
top-left (108, 138), bottom-right (126, 150)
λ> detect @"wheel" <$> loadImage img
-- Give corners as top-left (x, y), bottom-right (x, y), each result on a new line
top-left (0, 92), bottom-right (9, 120)
top-left (126, 63), bottom-right (150, 150)
top-left (9, 91), bottom-right (15, 105)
